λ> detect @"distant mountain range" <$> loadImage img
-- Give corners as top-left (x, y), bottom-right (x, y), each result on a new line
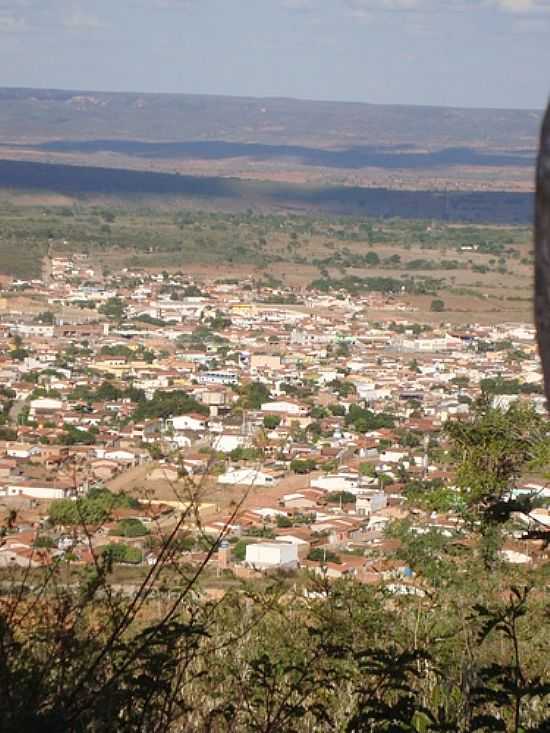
top-left (0, 87), bottom-right (542, 221)
top-left (0, 87), bottom-right (542, 149)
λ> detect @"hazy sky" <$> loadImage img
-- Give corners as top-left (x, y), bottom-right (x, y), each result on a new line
top-left (1, 0), bottom-right (550, 109)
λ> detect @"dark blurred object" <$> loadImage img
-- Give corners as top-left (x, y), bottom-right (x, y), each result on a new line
top-left (535, 103), bottom-right (550, 404)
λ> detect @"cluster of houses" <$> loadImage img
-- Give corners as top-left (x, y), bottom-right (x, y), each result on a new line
top-left (0, 259), bottom-right (548, 588)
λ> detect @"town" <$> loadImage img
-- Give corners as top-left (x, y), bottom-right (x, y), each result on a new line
top-left (0, 252), bottom-right (547, 590)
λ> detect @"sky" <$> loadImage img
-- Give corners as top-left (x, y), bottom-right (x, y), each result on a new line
top-left (0, 0), bottom-right (550, 110)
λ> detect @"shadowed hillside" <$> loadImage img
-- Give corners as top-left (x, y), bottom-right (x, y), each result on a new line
top-left (0, 158), bottom-right (533, 223)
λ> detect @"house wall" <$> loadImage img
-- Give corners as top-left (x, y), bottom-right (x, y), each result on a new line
top-left (311, 475), bottom-right (359, 492)
top-left (212, 434), bottom-right (247, 453)
top-left (246, 542), bottom-right (298, 568)
top-left (218, 470), bottom-right (275, 486)
top-left (2, 485), bottom-right (66, 500)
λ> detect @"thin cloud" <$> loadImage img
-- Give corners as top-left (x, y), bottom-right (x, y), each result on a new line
top-left (0, 13), bottom-right (26, 32)
top-left (343, 0), bottom-right (550, 12)
top-left (63, 10), bottom-right (103, 30)
top-left (0, 1), bottom-right (105, 33)
top-left (491, 0), bottom-right (550, 12)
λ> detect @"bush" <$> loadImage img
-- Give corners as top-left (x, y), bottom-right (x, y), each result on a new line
top-left (102, 543), bottom-right (143, 564)
top-left (346, 405), bottom-right (394, 433)
top-left (98, 297), bottom-right (126, 320)
top-left (232, 539), bottom-right (258, 561)
top-left (229, 446), bottom-right (262, 462)
top-left (263, 415), bottom-right (281, 430)
top-left (33, 535), bottom-right (56, 549)
top-left (326, 491), bottom-right (356, 504)
top-left (307, 547), bottom-right (341, 563)
top-left (359, 462), bottom-right (376, 477)
top-left (114, 518), bottom-right (149, 538)
top-left (290, 458), bottom-right (317, 474)
top-left (0, 427), bottom-right (17, 441)
top-left (60, 425), bottom-right (97, 446)
top-left (49, 489), bottom-right (138, 526)
top-left (430, 299), bottom-right (445, 312)
top-left (276, 515), bottom-right (293, 528)
top-left (133, 390), bottom-right (208, 420)
top-left (235, 382), bottom-right (271, 410)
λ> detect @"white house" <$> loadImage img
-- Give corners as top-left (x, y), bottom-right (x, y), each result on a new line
top-left (245, 541), bottom-right (298, 570)
top-left (378, 450), bottom-right (408, 464)
top-left (197, 371), bottom-right (239, 386)
top-left (171, 414), bottom-right (208, 432)
top-left (0, 483), bottom-right (68, 500)
top-left (212, 434), bottom-right (248, 454)
top-left (218, 468), bottom-right (278, 486)
top-left (500, 549), bottom-right (531, 565)
top-left (12, 324), bottom-right (55, 338)
top-left (6, 444), bottom-right (40, 460)
top-left (356, 491), bottom-right (387, 516)
top-left (311, 472), bottom-right (360, 493)
top-left (260, 400), bottom-right (306, 416)
top-left (250, 507), bottom-right (287, 519)
top-left (95, 448), bottom-right (136, 463)
top-left (29, 397), bottom-right (64, 418)
top-left (170, 434), bottom-right (193, 449)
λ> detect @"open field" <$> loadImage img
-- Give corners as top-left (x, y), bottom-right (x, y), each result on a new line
top-left (0, 90), bottom-right (539, 297)
top-left (0, 194), bottom-right (534, 325)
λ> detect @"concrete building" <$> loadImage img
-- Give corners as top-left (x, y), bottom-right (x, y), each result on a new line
top-left (171, 414), bottom-right (208, 432)
top-left (197, 371), bottom-right (239, 386)
top-left (218, 468), bottom-right (279, 486)
top-left (245, 541), bottom-right (298, 570)
top-left (250, 354), bottom-right (282, 371)
top-left (356, 491), bottom-right (388, 516)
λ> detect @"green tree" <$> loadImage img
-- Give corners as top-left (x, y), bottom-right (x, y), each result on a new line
top-left (326, 491), bottom-right (356, 504)
top-left (102, 543), bottom-right (143, 564)
top-left (232, 539), bottom-right (256, 561)
top-left (33, 310), bottom-right (55, 324)
top-left (133, 390), bottom-right (208, 421)
top-left (263, 414), bottom-right (281, 430)
top-left (290, 458), bottom-right (317, 474)
top-left (234, 381), bottom-right (271, 410)
top-left (276, 515), bottom-right (293, 528)
top-left (359, 462), bottom-right (376, 477)
top-left (114, 518), bottom-right (149, 538)
top-left (445, 400), bottom-right (549, 565)
top-left (99, 297), bottom-right (126, 320)
top-left (10, 347), bottom-right (28, 362)
top-left (365, 251), bottom-right (380, 266)
top-left (307, 547), bottom-right (341, 563)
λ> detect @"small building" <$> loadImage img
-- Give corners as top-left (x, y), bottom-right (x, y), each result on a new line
top-left (1, 483), bottom-right (69, 500)
top-left (260, 400), bottom-right (307, 416)
top-left (245, 541), bottom-right (298, 570)
top-left (311, 472), bottom-right (360, 493)
top-left (250, 354), bottom-right (282, 371)
top-left (356, 491), bottom-right (388, 516)
top-left (171, 414), bottom-right (208, 432)
top-left (197, 371), bottom-right (239, 386)
top-left (212, 434), bottom-right (248, 454)
top-left (217, 468), bottom-right (279, 486)
top-left (29, 398), bottom-right (64, 419)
